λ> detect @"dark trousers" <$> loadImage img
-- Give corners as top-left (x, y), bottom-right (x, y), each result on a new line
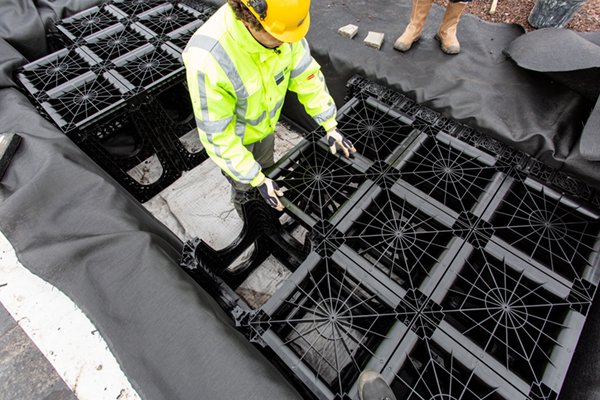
top-left (222, 133), bottom-right (276, 217)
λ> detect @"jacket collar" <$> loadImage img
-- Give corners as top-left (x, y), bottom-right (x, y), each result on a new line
top-left (225, 4), bottom-right (281, 63)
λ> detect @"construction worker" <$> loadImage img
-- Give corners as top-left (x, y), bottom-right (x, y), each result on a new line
top-left (182, 0), bottom-right (356, 216)
top-left (394, 0), bottom-right (470, 54)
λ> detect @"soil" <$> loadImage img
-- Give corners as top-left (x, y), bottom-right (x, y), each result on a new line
top-left (433, 0), bottom-right (600, 32)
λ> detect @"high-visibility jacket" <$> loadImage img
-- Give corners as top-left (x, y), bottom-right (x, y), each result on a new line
top-left (182, 4), bottom-right (337, 187)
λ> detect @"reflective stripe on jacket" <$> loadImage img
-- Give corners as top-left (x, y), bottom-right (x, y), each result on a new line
top-left (182, 4), bottom-right (337, 186)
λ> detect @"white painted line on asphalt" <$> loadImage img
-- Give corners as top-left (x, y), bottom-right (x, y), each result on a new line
top-left (0, 231), bottom-right (140, 400)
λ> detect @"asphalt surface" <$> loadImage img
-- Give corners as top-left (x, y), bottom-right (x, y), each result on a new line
top-left (0, 302), bottom-right (76, 400)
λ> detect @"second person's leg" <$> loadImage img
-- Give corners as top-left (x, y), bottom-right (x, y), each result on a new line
top-left (435, 0), bottom-right (470, 54)
top-left (394, 0), bottom-right (434, 52)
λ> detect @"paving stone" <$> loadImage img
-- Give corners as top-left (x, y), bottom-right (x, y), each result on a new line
top-left (338, 24), bottom-right (358, 39)
top-left (364, 31), bottom-right (385, 50)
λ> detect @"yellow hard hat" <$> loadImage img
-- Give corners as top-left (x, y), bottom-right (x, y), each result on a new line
top-left (241, 0), bottom-right (311, 43)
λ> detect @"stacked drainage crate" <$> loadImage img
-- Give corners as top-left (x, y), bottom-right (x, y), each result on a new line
top-left (17, 0), bottom-right (215, 202)
top-left (180, 75), bottom-right (600, 400)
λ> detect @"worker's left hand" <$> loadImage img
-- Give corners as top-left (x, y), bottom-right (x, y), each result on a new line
top-left (326, 129), bottom-right (356, 157)
top-left (257, 178), bottom-right (285, 211)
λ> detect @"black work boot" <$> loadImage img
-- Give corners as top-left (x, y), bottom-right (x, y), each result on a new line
top-left (357, 370), bottom-right (397, 400)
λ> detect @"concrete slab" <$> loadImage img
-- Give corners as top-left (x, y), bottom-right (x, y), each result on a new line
top-left (235, 256), bottom-right (293, 309)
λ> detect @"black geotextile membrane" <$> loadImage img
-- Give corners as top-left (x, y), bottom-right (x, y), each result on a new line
top-left (0, 0), bottom-right (107, 63)
top-left (0, 38), bottom-right (27, 89)
top-left (0, 0), bottom-right (49, 61)
top-left (579, 98), bottom-right (600, 161)
top-left (506, 29), bottom-right (600, 102)
top-left (505, 30), bottom-right (600, 170)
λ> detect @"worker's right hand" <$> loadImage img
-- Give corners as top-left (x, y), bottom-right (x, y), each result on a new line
top-left (257, 178), bottom-right (285, 211)
top-left (326, 129), bottom-right (357, 157)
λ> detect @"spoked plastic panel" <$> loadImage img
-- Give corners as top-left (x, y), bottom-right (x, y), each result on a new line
top-left (17, 48), bottom-right (93, 95)
top-left (55, 4), bottom-right (126, 44)
top-left (425, 245), bottom-right (589, 400)
top-left (385, 328), bottom-right (581, 400)
top-left (334, 185), bottom-right (464, 294)
top-left (111, 43), bottom-right (184, 93)
top-left (443, 251), bottom-right (573, 385)
top-left (136, 3), bottom-right (202, 36)
top-left (234, 249), bottom-right (417, 400)
top-left (112, 0), bottom-right (168, 16)
top-left (394, 341), bottom-right (507, 399)
top-left (264, 255), bottom-right (404, 397)
top-left (336, 94), bottom-right (417, 165)
top-left (39, 72), bottom-right (131, 133)
top-left (383, 334), bottom-right (525, 400)
top-left (84, 24), bottom-right (151, 61)
top-left (47, 78), bottom-right (120, 125)
top-left (395, 131), bottom-right (506, 217)
top-left (269, 135), bottom-right (374, 231)
top-left (483, 175), bottom-right (600, 286)
top-left (276, 146), bottom-right (363, 220)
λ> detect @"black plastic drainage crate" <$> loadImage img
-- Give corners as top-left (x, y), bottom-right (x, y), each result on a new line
top-left (19, 4), bottom-right (206, 134)
top-left (54, 3), bottom-right (126, 43)
top-left (17, 0), bottom-right (215, 201)
top-left (72, 82), bottom-right (206, 202)
top-left (75, 80), bottom-right (207, 202)
top-left (17, 54), bottom-right (205, 201)
top-left (54, 1), bottom-right (208, 48)
top-left (180, 76), bottom-right (600, 400)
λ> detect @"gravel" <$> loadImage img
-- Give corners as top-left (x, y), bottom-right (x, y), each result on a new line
top-left (433, 0), bottom-right (600, 32)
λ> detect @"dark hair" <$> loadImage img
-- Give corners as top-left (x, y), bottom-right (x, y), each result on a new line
top-left (228, 0), bottom-right (265, 32)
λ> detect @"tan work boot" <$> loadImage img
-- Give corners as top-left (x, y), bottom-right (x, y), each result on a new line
top-left (394, 0), bottom-right (434, 52)
top-left (435, 1), bottom-right (468, 54)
